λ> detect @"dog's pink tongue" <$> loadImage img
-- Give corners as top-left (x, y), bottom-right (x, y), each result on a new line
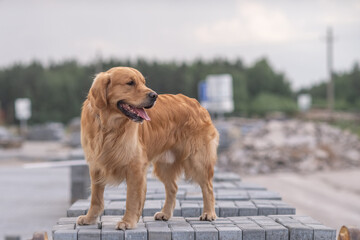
top-left (134, 108), bottom-right (151, 121)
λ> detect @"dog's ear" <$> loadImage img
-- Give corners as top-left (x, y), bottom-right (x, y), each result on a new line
top-left (90, 72), bottom-right (111, 110)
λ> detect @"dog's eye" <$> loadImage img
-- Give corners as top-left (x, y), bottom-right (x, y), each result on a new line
top-left (126, 80), bottom-right (135, 86)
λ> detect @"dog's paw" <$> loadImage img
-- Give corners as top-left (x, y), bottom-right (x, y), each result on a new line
top-left (154, 211), bottom-right (171, 221)
top-left (77, 215), bottom-right (97, 225)
top-left (200, 212), bottom-right (217, 221)
top-left (116, 220), bottom-right (137, 230)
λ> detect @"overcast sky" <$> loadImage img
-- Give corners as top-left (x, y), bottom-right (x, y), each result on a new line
top-left (1, 0), bottom-right (359, 90)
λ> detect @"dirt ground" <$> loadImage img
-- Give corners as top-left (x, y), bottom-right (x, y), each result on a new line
top-left (243, 168), bottom-right (360, 233)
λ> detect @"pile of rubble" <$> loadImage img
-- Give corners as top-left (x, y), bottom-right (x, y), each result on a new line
top-left (218, 119), bottom-right (360, 174)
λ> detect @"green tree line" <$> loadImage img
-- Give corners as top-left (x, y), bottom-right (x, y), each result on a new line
top-left (298, 63), bottom-right (360, 111)
top-left (0, 57), bottom-right (301, 124)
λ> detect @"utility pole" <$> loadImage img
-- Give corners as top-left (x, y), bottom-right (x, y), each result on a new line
top-left (326, 27), bottom-right (334, 114)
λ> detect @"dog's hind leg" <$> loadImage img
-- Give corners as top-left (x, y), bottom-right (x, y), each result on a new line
top-left (184, 137), bottom-right (218, 221)
top-left (153, 155), bottom-right (182, 220)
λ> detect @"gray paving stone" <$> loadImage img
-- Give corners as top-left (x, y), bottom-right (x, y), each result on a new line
top-left (52, 224), bottom-right (76, 234)
top-left (146, 221), bottom-right (169, 227)
top-left (101, 216), bottom-right (123, 222)
top-left (76, 222), bottom-right (101, 229)
top-left (291, 216), bottom-right (322, 225)
top-left (228, 216), bottom-right (254, 224)
top-left (235, 182), bottom-right (267, 191)
top-left (307, 224), bottom-right (336, 240)
top-left (78, 229), bottom-right (101, 240)
top-left (104, 201), bottom-right (126, 215)
top-left (235, 201), bottom-right (258, 216)
top-left (181, 202), bottom-right (201, 217)
top-left (124, 227), bottom-right (147, 240)
top-left (247, 191), bottom-right (281, 200)
top-left (193, 227), bottom-right (219, 240)
top-left (51, 169), bottom-right (338, 240)
top-left (282, 223), bottom-right (313, 240)
top-left (101, 222), bottom-right (117, 230)
top-left (67, 207), bottom-right (88, 217)
top-left (142, 200), bottom-right (162, 217)
top-left (254, 204), bottom-right (277, 216)
top-left (238, 225), bottom-right (265, 240)
top-left (214, 172), bottom-right (241, 182)
top-left (53, 230), bottom-right (78, 240)
top-left (262, 225), bottom-right (288, 240)
top-left (216, 226), bottom-right (242, 240)
top-left (276, 205), bottom-right (296, 215)
top-left (217, 201), bottom-right (238, 217)
top-left (101, 229), bottom-right (124, 240)
top-left (58, 217), bottom-right (78, 225)
top-left (148, 227), bottom-right (171, 240)
top-left (170, 226), bottom-right (195, 240)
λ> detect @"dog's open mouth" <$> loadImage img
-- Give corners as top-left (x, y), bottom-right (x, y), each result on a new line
top-left (117, 101), bottom-right (151, 123)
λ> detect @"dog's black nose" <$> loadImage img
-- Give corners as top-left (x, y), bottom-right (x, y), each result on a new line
top-left (148, 92), bottom-right (158, 100)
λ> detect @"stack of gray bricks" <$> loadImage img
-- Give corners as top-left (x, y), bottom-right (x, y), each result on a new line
top-left (53, 169), bottom-right (336, 239)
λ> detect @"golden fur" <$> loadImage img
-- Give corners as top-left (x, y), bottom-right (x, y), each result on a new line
top-left (77, 67), bottom-right (219, 229)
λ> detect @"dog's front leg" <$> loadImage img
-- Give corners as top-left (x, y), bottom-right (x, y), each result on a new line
top-left (116, 163), bottom-right (147, 230)
top-left (77, 169), bottom-right (105, 225)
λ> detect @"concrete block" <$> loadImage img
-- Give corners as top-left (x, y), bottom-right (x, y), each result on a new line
top-left (276, 205), bottom-right (296, 215)
top-left (52, 224), bottom-right (76, 234)
top-left (238, 225), bottom-right (265, 240)
top-left (262, 225), bottom-right (288, 240)
top-left (216, 226), bottom-right (242, 240)
top-left (291, 216), bottom-right (321, 225)
top-left (284, 223), bottom-right (313, 240)
top-left (235, 201), bottom-right (258, 216)
top-left (217, 201), bottom-right (238, 217)
top-left (307, 224), bottom-right (336, 240)
top-left (53, 230), bottom-right (78, 240)
top-left (235, 182), bottom-right (267, 191)
top-left (181, 202), bottom-right (201, 217)
top-left (101, 229), bottom-right (124, 240)
top-left (255, 204), bottom-right (277, 216)
top-left (78, 229), bottom-right (101, 240)
top-left (248, 191), bottom-right (281, 200)
top-left (148, 227), bottom-right (171, 240)
top-left (104, 201), bottom-right (126, 215)
top-left (194, 227), bottom-right (219, 240)
top-left (67, 207), bottom-right (88, 217)
top-left (142, 200), bottom-right (162, 216)
top-left (124, 227), bottom-right (147, 240)
top-left (101, 222), bottom-right (117, 230)
top-left (101, 216), bottom-right (123, 222)
top-left (57, 217), bottom-right (78, 225)
top-left (228, 216), bottom-right (254, 224)
top-left (170, 226), bottom-right (195, 240)
top-left (214, 172), bottom-right (241, 182)
top-left (76, 222), bottom-right (101, 229)
top-left (146, 221), bottom-right (169, 228)
top-left (216, 190), bottom-right (249, 201)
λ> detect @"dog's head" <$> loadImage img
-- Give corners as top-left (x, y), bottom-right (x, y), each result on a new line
top-left (89, 67), bottom-right (157, 123)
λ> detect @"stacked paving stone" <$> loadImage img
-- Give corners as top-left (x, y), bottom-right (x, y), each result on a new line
top-left (52, 169), bottom-right (336, 239)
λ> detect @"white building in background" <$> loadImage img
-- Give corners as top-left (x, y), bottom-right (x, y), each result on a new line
top-left (199, 74), bottom-right (234, 115)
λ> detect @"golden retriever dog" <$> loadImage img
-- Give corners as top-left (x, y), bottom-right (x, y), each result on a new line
top-left (77, 67), bottom-right (219, 229)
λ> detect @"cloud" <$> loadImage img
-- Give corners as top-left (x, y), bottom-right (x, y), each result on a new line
top-left (195, 1), bottom-right (314, 45)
